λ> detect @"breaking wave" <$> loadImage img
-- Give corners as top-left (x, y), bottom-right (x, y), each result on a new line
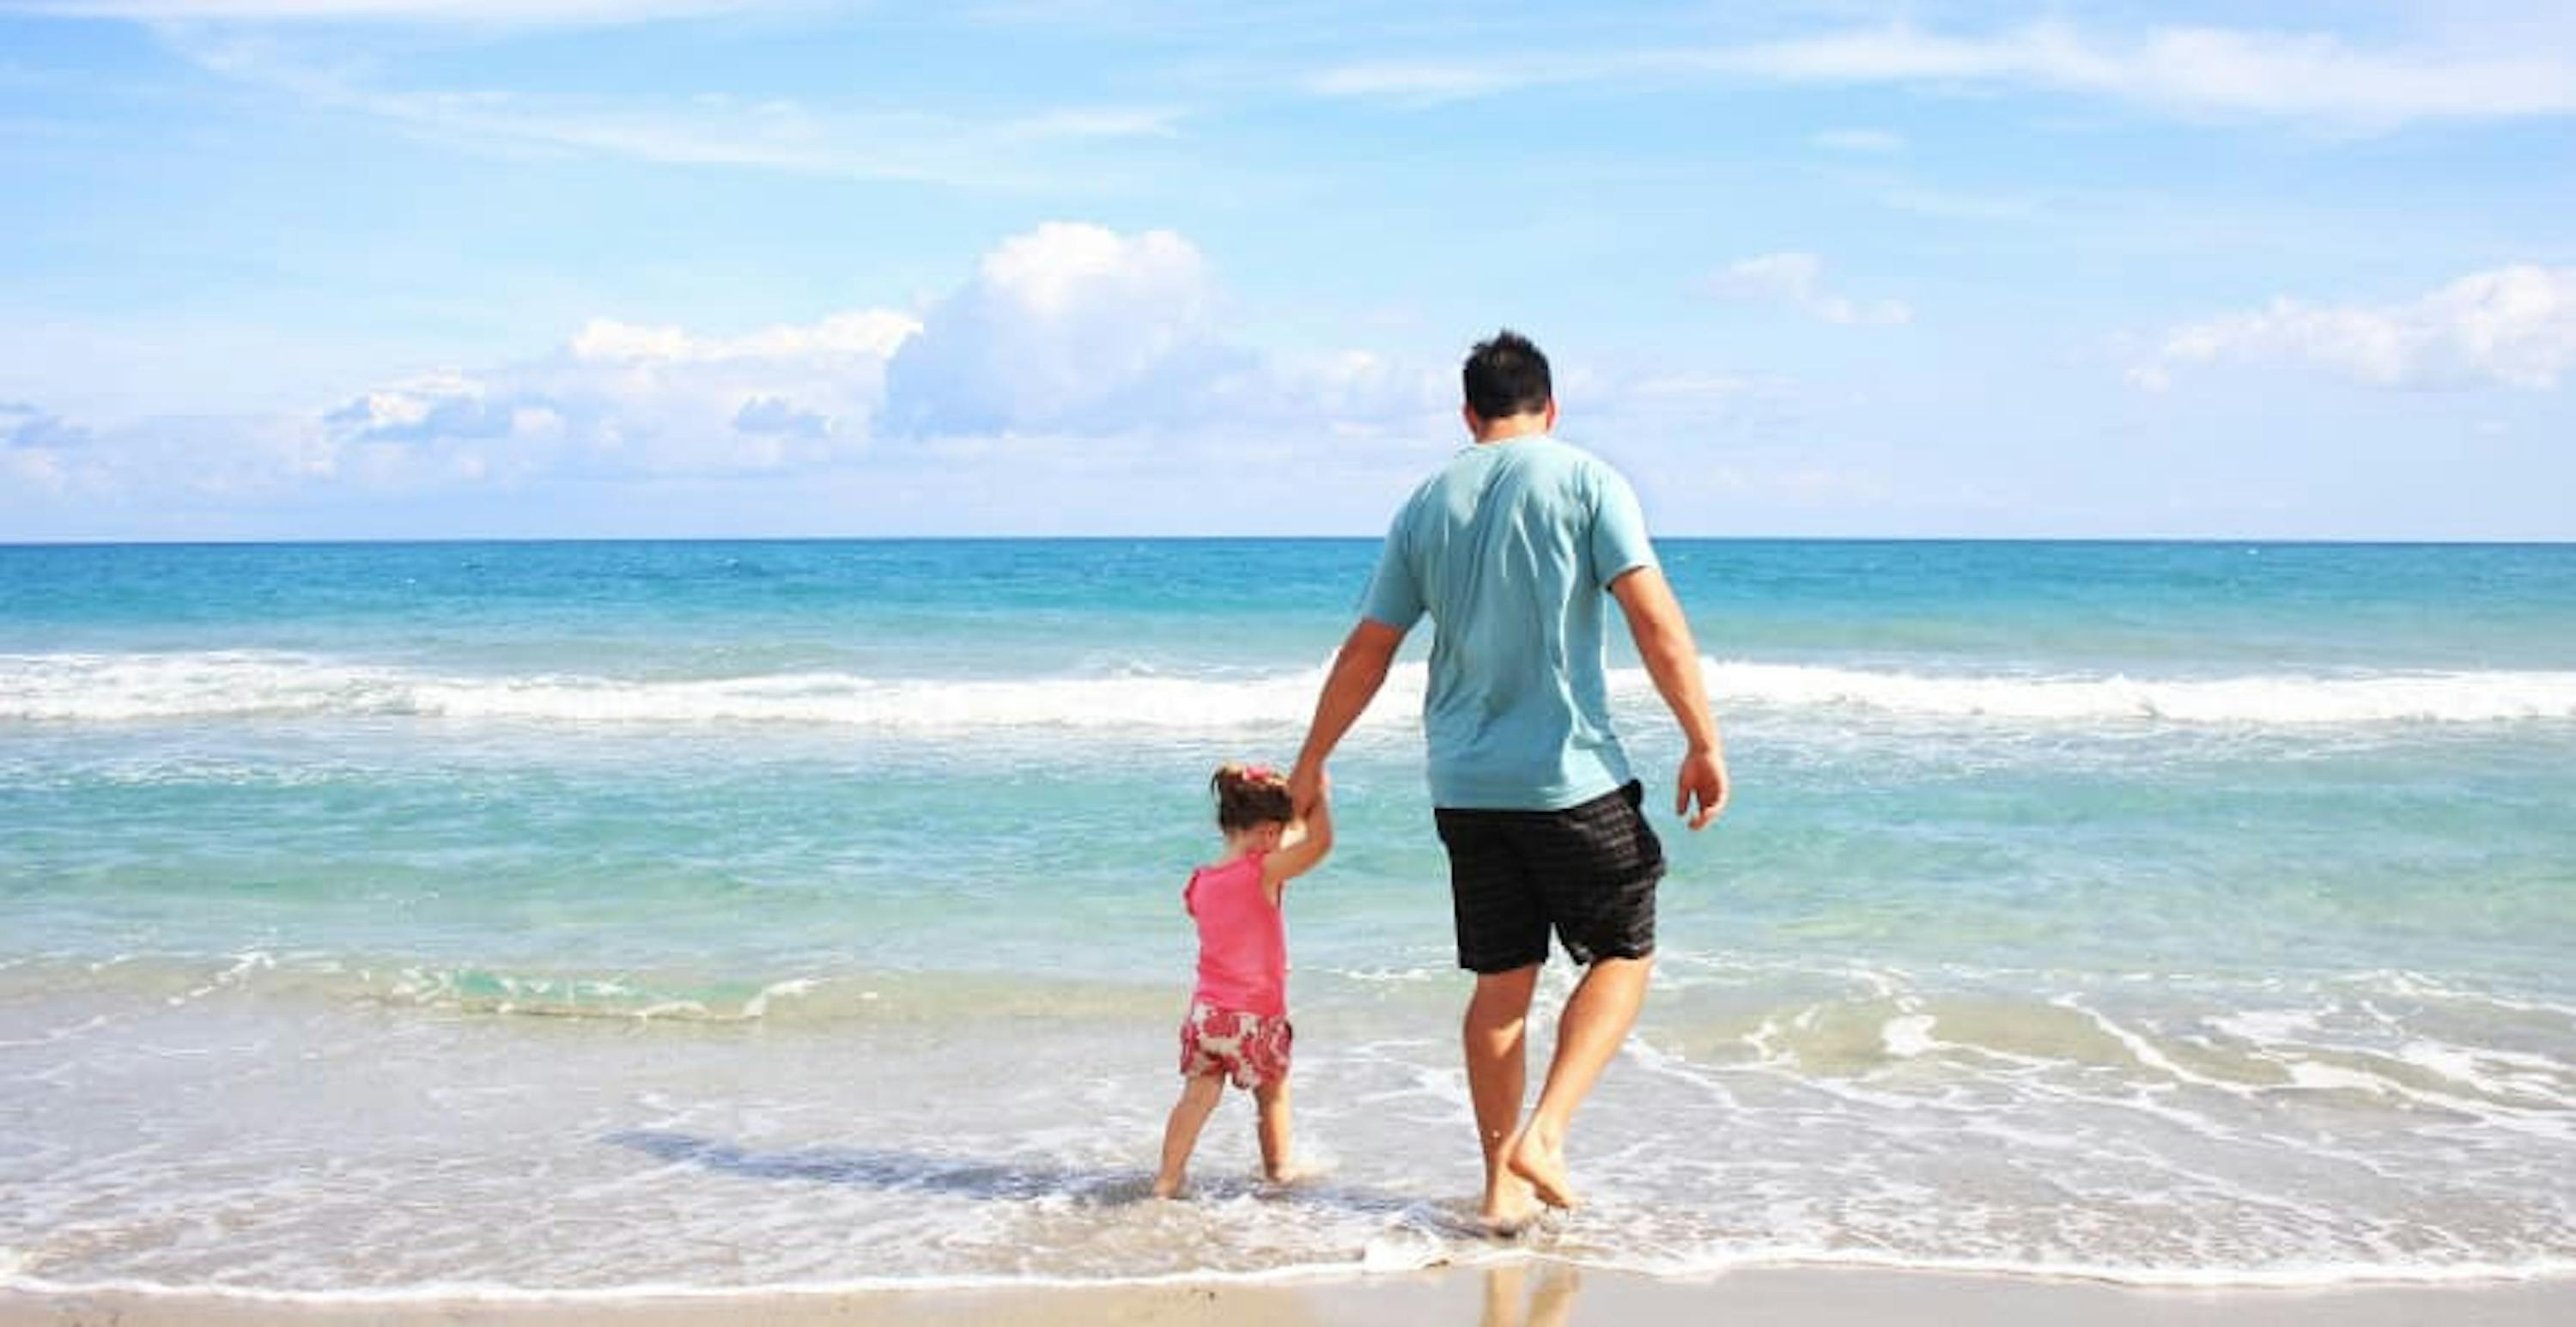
top-left (6, 651), bottom-right (2575, 728)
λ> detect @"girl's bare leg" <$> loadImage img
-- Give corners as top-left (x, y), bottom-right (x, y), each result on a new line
top-left (1153, 1074), bottom-right (1224, 1198)
top-left (1254, 1075), bottom-right (1295, 1182)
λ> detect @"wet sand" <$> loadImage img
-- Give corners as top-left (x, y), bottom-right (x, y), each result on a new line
top-left (6, 1263), bottom-right (2572, 1326)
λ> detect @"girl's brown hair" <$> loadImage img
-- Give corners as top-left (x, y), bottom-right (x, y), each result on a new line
top-left (1211, 762), bottom-right (1293, 831)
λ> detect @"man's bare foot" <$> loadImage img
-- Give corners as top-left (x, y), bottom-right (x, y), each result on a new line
top-left (1261, 1161), bottom-right (1305, 1187)
top-left (1505, 1124), bottom-right (1581, 1211)
top-left (1151, 1176), bottom-right (1182, 1199)
top-left (1479, 1160), bottom-right (1539, 1233)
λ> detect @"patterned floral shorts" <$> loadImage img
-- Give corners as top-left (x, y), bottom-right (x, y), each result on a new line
top-left (1178, 1000), bottom-right (1293, 1089)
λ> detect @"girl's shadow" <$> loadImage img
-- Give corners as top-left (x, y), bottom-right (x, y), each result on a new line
top-left (609, 1129), bottom-right (1118, 1201)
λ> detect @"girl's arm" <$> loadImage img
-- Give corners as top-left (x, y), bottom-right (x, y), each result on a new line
top-left (1261, 788), bottom-right (1334, 901)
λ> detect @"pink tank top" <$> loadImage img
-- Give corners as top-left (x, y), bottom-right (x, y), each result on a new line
top-left (1185, 852), bottom-right (1287, 1017)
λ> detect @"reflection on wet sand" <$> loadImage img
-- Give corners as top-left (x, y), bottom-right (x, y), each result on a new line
top-left (1481, 1262), bottom-right (1581, 1327)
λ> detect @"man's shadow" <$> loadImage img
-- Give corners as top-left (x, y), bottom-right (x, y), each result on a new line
top-left (606, 1129), bottom-right (1475, 1229)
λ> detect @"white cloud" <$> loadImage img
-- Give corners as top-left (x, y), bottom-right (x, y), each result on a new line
top-left (321, 302), bottom-right (923, 478)
top-left (165, 35), bottom-right (1181, 189)
top-left (3, 400), bottom-right (88, 451)
top-left (568, 311), bottom-right (919, 365)
top-left (1711, 253), bottom-right (1911, 327)
top-left (3, 410), bottom-right (338, 506)
top-left (1812, 127), bottom-right (1905, 153)
top-left (2, 402), bottom-right (89, 496)
top-left (1303, 57), bottom-right (1572, 104)
top-left (879, 222), bottom-right (1243, 436)
top-left (732, 395), bottom-right (830, 441)
top-left (8, 1), bottom-right (757, 24)
top-left (5, 224), bottom-right (1451, 518)
top-left (2138, 265), bottom-right (2576, 392)
top-left (1707, 21), bottom-right (2576, 127)
top-left (1310, 19), bottom-right (2576, 131)
top-left (881, 222), bottom-right (1455, 441)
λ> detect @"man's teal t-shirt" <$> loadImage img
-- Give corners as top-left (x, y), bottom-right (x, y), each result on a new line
top-left (1358, 435), bottom-right (1659, 811)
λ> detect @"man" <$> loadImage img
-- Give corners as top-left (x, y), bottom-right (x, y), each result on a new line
top-left (1288, 329), bottom-right (1728, 1229)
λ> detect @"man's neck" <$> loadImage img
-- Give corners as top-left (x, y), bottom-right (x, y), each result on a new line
top-left (1471, 414), bottom-right (1552, 445)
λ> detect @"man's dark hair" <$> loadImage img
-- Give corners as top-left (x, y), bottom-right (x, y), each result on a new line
top-left (1461, 329), bottom-right (1552, 421)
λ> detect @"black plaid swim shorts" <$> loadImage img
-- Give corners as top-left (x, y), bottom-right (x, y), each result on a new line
top-left (1433, 780), bottom-right (1665, 974)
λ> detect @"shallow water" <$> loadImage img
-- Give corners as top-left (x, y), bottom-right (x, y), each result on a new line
top-left (3, 539), bottom-right (2572, 1294)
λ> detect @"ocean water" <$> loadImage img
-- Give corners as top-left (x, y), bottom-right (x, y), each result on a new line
top-left (3, 538), bottom-right (2573, 1300)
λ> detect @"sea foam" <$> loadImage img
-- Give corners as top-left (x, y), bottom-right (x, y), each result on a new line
top-left (6, 651), bottom-right (2574, 727)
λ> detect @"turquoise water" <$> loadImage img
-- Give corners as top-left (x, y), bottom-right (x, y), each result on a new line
top-left (3, 539), bottom-right (2573, 1295)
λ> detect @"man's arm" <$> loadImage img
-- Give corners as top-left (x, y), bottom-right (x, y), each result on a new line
top-left (1608, 565), bottom-right (1729, 830)
top-left (1287, 618), bottom-right (1406, 819)
top-left (1261, 784), bottom-right (1333, 900)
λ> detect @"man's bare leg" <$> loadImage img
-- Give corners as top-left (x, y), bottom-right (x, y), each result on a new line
top-left (1253, 1076), bottom-right (1296, 1183)
top-left (1505, 954), bottom-right (1652, 1210)
top-left (1463, 964), bottom-right (1540, 1227)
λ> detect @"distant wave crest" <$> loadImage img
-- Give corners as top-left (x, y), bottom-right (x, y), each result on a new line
top-left (1700, 660), bottom-right (2576, 725)
top-left (5, 651), bottom-right (2574, 727)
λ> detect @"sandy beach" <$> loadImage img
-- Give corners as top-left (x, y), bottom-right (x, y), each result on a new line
top-left (7, 1265), bottom-right (2575, 1326)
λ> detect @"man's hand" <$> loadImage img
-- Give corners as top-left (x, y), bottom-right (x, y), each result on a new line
top-left (1611, 567), bottom-right (1730, 831)
top-left (1289, 764), bottom-right (1328, 822)
top-left (1289, 618), bottom-right (1404, 824)
top-left (1675, 746), bottom-right (1729, 830)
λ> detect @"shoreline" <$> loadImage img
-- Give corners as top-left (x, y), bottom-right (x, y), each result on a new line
top-left (7, 1264), bottom-right (2573, 1326)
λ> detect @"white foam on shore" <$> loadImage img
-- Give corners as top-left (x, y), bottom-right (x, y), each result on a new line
top-left (9, 961), bottom-right (2573, 1297)
top-left (8, 651), bottom-right (2576, 728)
top-left (9, 1251), bottom-right (2574, 1303)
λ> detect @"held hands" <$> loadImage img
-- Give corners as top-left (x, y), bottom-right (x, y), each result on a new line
top-left (1288, 764), bottom-right (1330, 822)
top-left (1675, 746), bottom-right (1729, 831)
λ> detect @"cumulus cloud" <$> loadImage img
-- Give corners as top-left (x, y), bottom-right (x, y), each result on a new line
top-left (2135, 265), bottom-right (2576, 392)
top-left (732, 396), bottom-right (832, 441)
top-left (321, 306), bottom-right (920, 478)
top-left (879, 222), bottom-right (1247, 436)
top-left (1711, 253), bottom-right (1911, 326)
top-left (878, 222), bottom-right (1456, 442)
top-left (325, 370), bottom-right (523, 443)
top-left (8, 223), bottom-right (1453, 520)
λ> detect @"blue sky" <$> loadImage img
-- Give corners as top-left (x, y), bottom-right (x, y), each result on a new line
top-left (3, 1), bottom-right (2571, 540)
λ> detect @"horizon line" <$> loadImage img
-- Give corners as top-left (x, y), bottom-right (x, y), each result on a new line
top-left (6, 534), bottom-right (2573, 551)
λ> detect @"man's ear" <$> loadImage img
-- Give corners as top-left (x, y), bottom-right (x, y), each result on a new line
top-left (1543, 399), bottom-right (1559, 431)
top-left (1461, 403), bottom-right (1485, 437)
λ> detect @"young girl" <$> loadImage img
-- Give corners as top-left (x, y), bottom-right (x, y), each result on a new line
top-left (1151, 762), bottom-right (1332, 1199)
